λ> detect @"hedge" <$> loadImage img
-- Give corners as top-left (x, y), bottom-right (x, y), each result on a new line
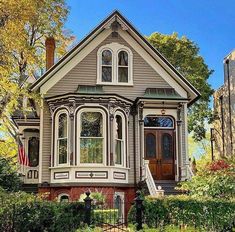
top-left (128, 195), bottom-right (235, 231)
top-left (93, 209), bottom-right (119, 224)
top-left (0, 191), bottom-right (85, 232)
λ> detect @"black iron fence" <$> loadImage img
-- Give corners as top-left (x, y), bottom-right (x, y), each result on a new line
top-left (1, 191), bottom-right (235, 231)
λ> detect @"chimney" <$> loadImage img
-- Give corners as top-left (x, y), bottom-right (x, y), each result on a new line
top-left (45, 37), bottom-right (55, 70)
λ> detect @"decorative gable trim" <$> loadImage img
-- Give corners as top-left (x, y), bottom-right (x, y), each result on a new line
top-left (30, 10), bottom-right (200, 105)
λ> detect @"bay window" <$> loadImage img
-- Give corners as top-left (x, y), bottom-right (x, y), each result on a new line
top-left (114, 112), bottom-right (125, 166)
top-left (78, 109), bottom-right (106, 164)
top-left (55, 111), bottom-right (69, 165)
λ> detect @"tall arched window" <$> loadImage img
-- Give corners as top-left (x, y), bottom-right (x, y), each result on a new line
top-left (55, 111), bottom-right (69, 165)
top-left (97, 43), bottom-right (133, 85)
top-left (118, 50), bottom-right (128, 83)
top-left (114, 112), bottom-right (126, 166)
top-left (78, 109), bottom-right (106, 164)
top-left (101, 49), bottom-right (112, 82)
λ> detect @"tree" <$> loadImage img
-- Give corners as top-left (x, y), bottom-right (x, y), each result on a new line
top-left (0, 0), bottom-right (74, 139)
top-left (147, 32), bottom-right (214, 141)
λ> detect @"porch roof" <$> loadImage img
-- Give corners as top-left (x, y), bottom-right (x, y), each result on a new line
top-left (144, 88), bottom-right (185, 99)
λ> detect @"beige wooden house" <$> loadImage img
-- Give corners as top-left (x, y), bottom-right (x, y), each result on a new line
top-left (13, 11), bottom-right (199, 202)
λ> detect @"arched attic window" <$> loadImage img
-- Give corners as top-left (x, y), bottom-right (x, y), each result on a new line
top-left (101, 49), bottom-right (113, 82)
top-left (118, 50), bottom-right (129, 83)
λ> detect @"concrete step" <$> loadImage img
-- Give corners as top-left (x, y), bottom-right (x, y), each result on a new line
top-left (154, 181), bottom-right (184, 195)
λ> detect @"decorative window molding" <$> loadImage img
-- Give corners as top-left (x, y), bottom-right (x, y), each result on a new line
top-left (114, 111), bottom-right (126, 167)
top-left (97, 42), bottom-right (133, 85)
top-left (54, 110), bottom-right (69, 166)
top-left (77, 108), bottom-right (107, 166)
top-left (58, 193), bottom-right (70, 202)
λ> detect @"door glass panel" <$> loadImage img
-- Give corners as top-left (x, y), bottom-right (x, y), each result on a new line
top-left (144, 116), bottom-right (173, 128)
top-left (162, 133), bottom-right (173, 159)
top-left (146, 133), bottom-right (156, 158)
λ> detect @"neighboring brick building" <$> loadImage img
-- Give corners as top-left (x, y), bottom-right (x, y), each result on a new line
top-left (213, 50), bottom-right (235, 158)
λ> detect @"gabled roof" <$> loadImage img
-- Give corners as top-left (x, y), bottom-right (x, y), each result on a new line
top-left (30, 10), bottom-right (200, 105)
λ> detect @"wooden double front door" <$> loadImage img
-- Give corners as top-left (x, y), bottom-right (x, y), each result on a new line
top-left (144, 129), bottom-right (175, 180)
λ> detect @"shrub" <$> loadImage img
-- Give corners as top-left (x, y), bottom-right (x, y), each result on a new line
top-left (93, 209), bottom-right (118, 224)
top-left (178, 159), bottom-right (235, 199)
top-left (128, 195), bottom-right (235, 231)
top-left (0, 156), bottom-right (22, 191)
top-left (0, 189), bottom-right (85, 232)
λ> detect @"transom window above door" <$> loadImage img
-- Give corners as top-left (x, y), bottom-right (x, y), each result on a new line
top-left (97, 42), bottom-right (133, 85)
top-left (144, 116), bottom-right (174, 128)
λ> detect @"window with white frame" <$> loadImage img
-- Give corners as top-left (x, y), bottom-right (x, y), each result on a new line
top-left (78, 109), bottom-right (106, 164)
top-left (101, 49), bottom-right (113, 82)
top-left (55, 111), bottom-right (69, 165)
top-left (58, 193), bottom-right (69, 202)
top-left (97, 43), bottom-right (133, 85)
top-left (114, 112), bottom-right (125, 166)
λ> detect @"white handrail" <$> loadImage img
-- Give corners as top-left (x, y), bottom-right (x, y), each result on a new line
top-left (187, 164), bottom-right (194, 179)
top-left (144, 160), bottom-right (158, 196)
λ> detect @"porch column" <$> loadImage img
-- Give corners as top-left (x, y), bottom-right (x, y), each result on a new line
top-left (176, 103), bottom-right (183, 180)
top-left (138, 102), bottom-right (144, 180)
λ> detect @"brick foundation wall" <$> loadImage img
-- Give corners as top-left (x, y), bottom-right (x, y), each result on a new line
top-left (38, 186), bottom-right (136, 216)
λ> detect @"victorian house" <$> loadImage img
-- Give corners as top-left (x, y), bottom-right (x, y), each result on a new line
top-left (13, 11), bottom-right (199, 205)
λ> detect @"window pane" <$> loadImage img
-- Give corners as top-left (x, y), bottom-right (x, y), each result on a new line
top-left (60, 195), bottom-right (69, 202)
top-left (28, 137), bottom-right (39, 167)
top-left (80, 138), bottom-right (103, 163)
top-left (118, 51), bottom-right (128, 66)
top-left (144, 116), bottom-right (173, 128)
top-left (118, 67), bottom-right (128, 83)
top-left (102, 67), bottom-right (112, 82)
top-left (102, 50), bottom-right (112, 65)
top-left (58, 139), bottom-right (67, 164)
top-left (115, 140), bottom-right (123, 165)
top-left (162, 134), bottom-right (173, 159)
top-left (115, 115), bottom-right (122, 139)
top-left (146, 133), bottom-right (156, 158)
top-left (59, 113), bottom-right (67, 138)
top-left (81, 112), bottom-right (103, 137)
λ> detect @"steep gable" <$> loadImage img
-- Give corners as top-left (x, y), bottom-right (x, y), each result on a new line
top-left (31, 10), bottom-right (200, 105)
top-left (46, 34), bottom-right (171, 100)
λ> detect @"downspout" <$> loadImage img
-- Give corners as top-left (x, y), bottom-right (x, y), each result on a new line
top-left (219, 96), bottom-right (225, 157)
top-left (225, 59), bottom-right (233, 155)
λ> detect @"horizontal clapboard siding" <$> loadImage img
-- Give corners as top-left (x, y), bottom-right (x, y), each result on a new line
top-left (46, 34), bottom-right (170, 100)
top-left (41, 102), bottom-right (52, 182)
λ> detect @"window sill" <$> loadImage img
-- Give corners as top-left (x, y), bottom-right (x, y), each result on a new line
top-left (49, 165), bottom-right (130, 169)
top-left (96, 82), bottom-right (134, 87)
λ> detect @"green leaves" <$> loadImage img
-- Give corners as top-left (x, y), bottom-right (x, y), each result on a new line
top-left (147, 32), bottom-right (214, 141)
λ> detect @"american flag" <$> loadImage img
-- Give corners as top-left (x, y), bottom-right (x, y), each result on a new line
top-left (18, 137), bottom-right (29, 166)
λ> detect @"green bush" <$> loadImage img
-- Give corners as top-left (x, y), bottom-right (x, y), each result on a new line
top-left (93, 209), bottom-right (119, 224)
top-left (0, 189), bottom-right (85, 232)
top-left (178, 160), bottom-right (235, 199)
top-left (128, 195), bottom-right (235, 231)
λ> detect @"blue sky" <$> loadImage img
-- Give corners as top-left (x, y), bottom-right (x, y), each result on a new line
top-left (65, 0), bottom-right (234, 90)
